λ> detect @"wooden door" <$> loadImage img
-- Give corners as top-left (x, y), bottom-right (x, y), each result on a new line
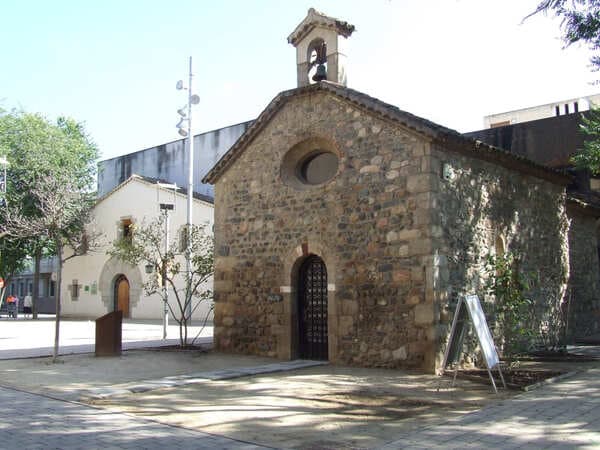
top-left (115, 276), bottom-right (130, 318)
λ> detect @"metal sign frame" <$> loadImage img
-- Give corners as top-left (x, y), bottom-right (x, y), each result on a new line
top-left (442, 294), bottom-right (506, 394)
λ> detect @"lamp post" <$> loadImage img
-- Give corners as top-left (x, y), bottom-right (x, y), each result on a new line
top-left (156, 181), bottom-right (178, 339)
top-left (159, 202), bottom-right (174, 339)
top-left (176, 57), bottom-right (200, 323)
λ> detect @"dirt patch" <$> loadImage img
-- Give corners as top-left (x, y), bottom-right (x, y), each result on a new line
top-left (522, 350), bottom-right (599, 363)
top-left (450, 369), bottom-right (566, 390)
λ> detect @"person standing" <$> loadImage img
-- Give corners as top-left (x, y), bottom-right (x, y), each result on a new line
top-left (23, 293), bottom-right (32, 319)
top-left (12, 295), bottom-right (19, 319)
top-left (6, 295), bottom-right (16, 318)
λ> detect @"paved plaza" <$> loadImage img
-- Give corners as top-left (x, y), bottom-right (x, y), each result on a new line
top-left (0, 315), bottom-right (212, 359)
top-left (0, 318), bottom-right (599, 448)
top-left (382, 365), bottom-right (600, 449)
top-left (0, 386), bottom-right (268, 450)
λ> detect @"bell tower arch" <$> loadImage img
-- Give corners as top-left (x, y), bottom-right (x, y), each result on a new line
top-left (287, 8), bottom-right (355, 87)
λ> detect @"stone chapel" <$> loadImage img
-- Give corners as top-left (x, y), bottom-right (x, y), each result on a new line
top-left (203, 9), bottom-right (600, 373)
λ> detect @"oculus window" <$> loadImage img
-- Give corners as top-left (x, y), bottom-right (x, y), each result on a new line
top-left (281, 137), bottom-right (340, 189)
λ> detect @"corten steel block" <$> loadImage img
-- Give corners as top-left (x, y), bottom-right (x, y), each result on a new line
top-left (95, 310), bottom-right (123, 356)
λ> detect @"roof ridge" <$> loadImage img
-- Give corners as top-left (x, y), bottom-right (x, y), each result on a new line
top-left (202, 82), bottom-right (570, 185)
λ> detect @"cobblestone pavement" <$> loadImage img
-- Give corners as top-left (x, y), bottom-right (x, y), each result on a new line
top-left (0, 386), bottom-right (270, 450)
top-left (381, 365), bottom-right (600, 450)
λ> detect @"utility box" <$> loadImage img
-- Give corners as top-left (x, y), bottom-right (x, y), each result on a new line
top-left (95, 310), bottom-right (123, 356)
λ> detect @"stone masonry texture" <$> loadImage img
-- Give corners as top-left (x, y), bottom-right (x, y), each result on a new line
top-left (212, 89), bottom-right (587, 373)
top-left (567, 206), bottom-right (600, 339)
top-left (432, 146), bottom-right (570, 366)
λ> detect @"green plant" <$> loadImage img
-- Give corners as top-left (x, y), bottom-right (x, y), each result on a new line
top-left (484, 252), bottom-right (537, 358)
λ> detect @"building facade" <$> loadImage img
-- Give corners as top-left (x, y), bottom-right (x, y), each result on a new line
top-left (61, 175), bottom-right (214, 321)
top-left (202, 9), bottom-right (590, 373)
top-left (484, 93), bottom-right (600, 129)
top-left (98, 121), bottom-right (252, 199)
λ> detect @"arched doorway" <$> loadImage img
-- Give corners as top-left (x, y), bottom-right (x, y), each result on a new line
top-left (297, 255), bottom-right (328, 360)
top-left (114, 275), bottom-right (130, 318)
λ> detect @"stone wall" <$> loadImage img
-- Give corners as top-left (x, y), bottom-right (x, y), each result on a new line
top-left (433, 147), bottom-right (570, 365)
top-left (566, 205), bottom-right (600, 338)
top-left (213, 91), bottom-right (439, 371)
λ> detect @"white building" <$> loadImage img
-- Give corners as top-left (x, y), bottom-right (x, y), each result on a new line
top-left (61, 174), bottom-right (214, 321)
top-left (484, 93), bottom-right (600, 128)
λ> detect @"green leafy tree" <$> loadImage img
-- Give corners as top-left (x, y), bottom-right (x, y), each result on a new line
top-left (527, 2), bottom-right (600, 173)
top-left (528, 0), bottom-right (600, 70)
top-left (110, 216), bottom-right (214, 347)
top-left (0, 237), bottom-right (29, 309)
top-left (571, 106), bottom-right (600, 173)
top-left (0, 110), bottom-right (98, 319)
top-left (0, 109), bottom-right (98, 361)
top-left (484, 253), bottom-right (537, 358)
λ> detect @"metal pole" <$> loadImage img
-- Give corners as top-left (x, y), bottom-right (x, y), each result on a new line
top-left (163, 209), bottom-right (169, 339)
top-left (186, 56), bottom-right (194, 323)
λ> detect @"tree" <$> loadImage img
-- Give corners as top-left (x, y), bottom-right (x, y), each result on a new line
top-left (0, 109), bottom-right (98, 362)
top-left (527, 2), bottom-right (600, 173)
top-left (4, 174), bottom-right (96, 362)
top-left (0, 110), bottom-right (98, 318)
top-left (572, 106), bottom-right (600, 173)
top-left (110, 215), bottom-right (214, 347)
top-left (484, 252), bottom-right (537, 358)
top-left (0, 237), bottom-right (29, 310)
top-left (528, 1), bottom-right (600, 70)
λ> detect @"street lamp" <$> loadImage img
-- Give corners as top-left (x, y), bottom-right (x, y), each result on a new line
top-left (157, 181), bottom-right (178, 339)
top-left (176, 57), bottom-right (200, 323)
top-left (159, 202), bottom-right (174, 339)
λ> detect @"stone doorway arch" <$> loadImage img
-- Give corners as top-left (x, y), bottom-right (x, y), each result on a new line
top-left (99, 256), bottom-right (143, 317)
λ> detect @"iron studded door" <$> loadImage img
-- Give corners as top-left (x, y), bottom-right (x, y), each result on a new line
top-left (298, 255), bottom-right (328, 360)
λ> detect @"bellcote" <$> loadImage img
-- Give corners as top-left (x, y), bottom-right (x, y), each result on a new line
top-left (287, 8), bottom-right (355, 87)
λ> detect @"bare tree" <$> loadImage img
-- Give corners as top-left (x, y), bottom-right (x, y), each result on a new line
top-left (3, 174), bottom-right (97, 362)
top-left (110, 215), bottom-right (213, 347)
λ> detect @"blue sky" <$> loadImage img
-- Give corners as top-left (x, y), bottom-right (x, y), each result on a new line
top-left (1, 0), bottom-right (596, 161)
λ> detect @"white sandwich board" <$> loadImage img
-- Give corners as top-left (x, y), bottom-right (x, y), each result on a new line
top-left (442, 294), bottom-right (506, 393)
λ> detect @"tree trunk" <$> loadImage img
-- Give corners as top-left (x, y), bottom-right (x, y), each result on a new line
top-left (32, 250), bottom-right (41, 319)
top-left (52, 243), bottom-right (62, 363)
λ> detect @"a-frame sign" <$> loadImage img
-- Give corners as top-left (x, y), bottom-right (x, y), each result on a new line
top-left (442, 294), bottom-right (506, 394)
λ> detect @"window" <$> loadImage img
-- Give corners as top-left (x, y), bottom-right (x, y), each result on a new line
top-left (71, 280), bottom-right (80, 300)
top-left (555, 105), bottom-right (560, 116)
top-left (281, 137), bottom-right (340, 190)
top-left (121, 219), bottom-right (133, 241)
top-left (299, 152), bottom-right (339, 185)
top-left (565, 104), bottom-right (570, 114)
top-left (49, 281), bottom-right (55, 297)
top-left (495, 236), bottom-right (505, 257)
top-left (574, 101), bottom-right (579, 113)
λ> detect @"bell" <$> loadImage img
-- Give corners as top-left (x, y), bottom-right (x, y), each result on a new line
top-left (312, 64), bottom-right (327, 82)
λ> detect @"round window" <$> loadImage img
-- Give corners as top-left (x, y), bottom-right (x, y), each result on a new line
top-left (281, 137), bottom-right (340, 189)
top-left (298, 151), bottom-right (339, 185)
